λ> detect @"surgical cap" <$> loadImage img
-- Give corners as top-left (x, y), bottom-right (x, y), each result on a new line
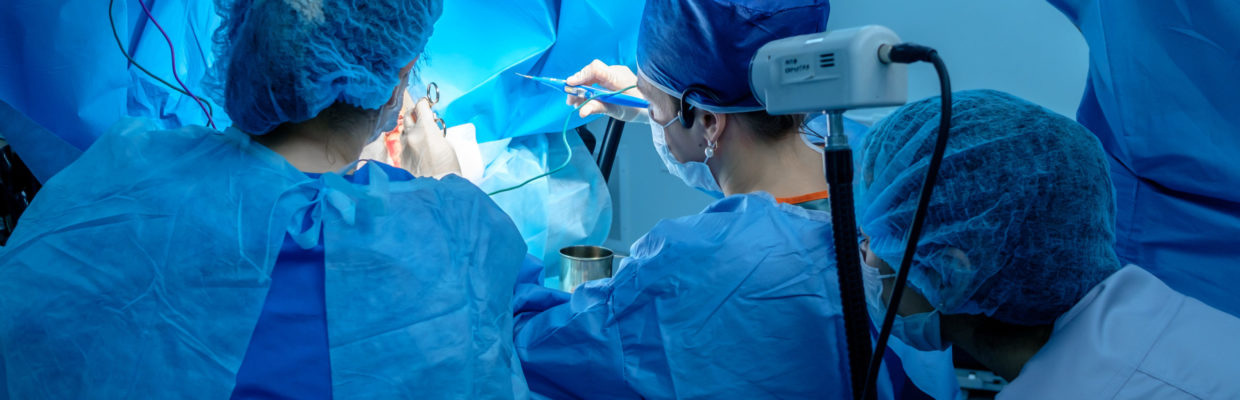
top-left (636, 0), bottom-right (828, 113)
top-left (207, 0), bottom-right (443, 134)
top-left (858, 89), bottom-right (1121, 326)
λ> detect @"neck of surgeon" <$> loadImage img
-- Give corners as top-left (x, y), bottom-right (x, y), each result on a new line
top-left (942, 313), bottom-right (1053, 382)
top-left (716, 125), bottom-right (828, 198)
top-left (253, 102), bottom-right (377, 174)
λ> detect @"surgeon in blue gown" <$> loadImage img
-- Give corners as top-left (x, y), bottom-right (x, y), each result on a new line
top-left (0, 0), bottom-right (529, 398)
top-left (858, 90), bottom-right (1240, 399)
top-left (510, 0), bottom-right (959, 398)
top-left (1044, 0), bottom-right (1240, 317)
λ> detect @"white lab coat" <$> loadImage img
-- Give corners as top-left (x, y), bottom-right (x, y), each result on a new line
top-left (998, 265), bottom-right (1240, 399)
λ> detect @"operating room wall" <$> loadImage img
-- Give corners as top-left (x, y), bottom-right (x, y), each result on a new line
top-left (830, 0), bottom-right (1090, 121)
top-left (601, 0), bottom-right (1089, 253)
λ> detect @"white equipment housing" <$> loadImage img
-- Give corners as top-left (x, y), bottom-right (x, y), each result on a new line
top-left (750, 25), bottom-right (908, 114)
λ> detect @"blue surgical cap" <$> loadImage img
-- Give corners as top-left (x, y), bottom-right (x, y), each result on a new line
top-left (858, 90), bottom-right (1121, 326)
top-left (636, 0), bottom-right (828, 113)
top-left (207, 0), bottom-right (443, 134)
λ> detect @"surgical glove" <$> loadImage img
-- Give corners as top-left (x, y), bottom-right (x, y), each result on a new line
top-left (565, 60), bottom-right (648, 124)
top-left (401, 93), bottom-right (462, 178)
top-left (359, 132), bottom-right (393, 165)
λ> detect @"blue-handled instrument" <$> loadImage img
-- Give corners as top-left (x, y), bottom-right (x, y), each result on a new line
top-left (518, 73), bottom-right (649, 109)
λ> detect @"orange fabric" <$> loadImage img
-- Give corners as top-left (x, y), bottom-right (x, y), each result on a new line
top-left (775, 190), bottom-right (830, 205)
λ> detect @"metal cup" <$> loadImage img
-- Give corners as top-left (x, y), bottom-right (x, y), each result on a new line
top-left (559, 245), bottom-right (614, 293)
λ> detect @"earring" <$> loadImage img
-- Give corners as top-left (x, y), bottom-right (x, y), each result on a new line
top-left (704, 141), bottom-right (717, 158)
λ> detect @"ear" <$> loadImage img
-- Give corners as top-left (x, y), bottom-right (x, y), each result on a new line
top-left (943, 247), bottom-right (972, 269)
top-left (699, 111), bottom-right (727, 145)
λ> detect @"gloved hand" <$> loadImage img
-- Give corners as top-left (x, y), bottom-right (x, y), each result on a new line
top-left (565, 60), bottom-right (648, 123)
top-left (401, 90), bottom-right (462, 178)
top-left (359, 131), bottom-right (393, 165)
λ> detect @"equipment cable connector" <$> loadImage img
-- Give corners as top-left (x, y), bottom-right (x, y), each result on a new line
top-left (878, 43), bottom-right (937, 64)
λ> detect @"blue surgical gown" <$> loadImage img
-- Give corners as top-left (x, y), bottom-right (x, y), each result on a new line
top-left (998, 265), bottom-right (1240, 399)
top-left (512, 193), bottom-right (958, 399)
top-left (231, 166), bottom-right (415, 399)
top-left (0, 119), bottom-right (530, 399)
top-left (1047, 0), bottom-right (1240, 316)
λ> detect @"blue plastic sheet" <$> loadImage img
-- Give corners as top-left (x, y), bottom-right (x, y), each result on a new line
top-left (420, 0), bottom-right (635, 267)
top-left (2, 0), bottom-right (639, 179)
top-left (0, 100), bottom-right (80, 184)
top-left (0, 0), bottom-right (223, 157)
top-left (418, 0), bottom-right (644, 143)
top-left (476, 131), bottom-right (613, 286)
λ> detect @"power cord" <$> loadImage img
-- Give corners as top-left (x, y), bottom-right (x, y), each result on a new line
top-left (109, 0), bottom-right (216, 128)
top-left (860, 43), bottom-right (953, 400)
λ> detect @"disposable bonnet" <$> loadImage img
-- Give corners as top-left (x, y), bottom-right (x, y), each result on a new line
top-left (206, 0), bottom-right (443, 134)
top-left (858, 89), bottom-right (1121, 325)
top-left (636, 0), bottom-right (828, 112)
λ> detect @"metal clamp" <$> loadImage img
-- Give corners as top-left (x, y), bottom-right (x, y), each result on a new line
top-left (426, 82), bottom-right (447, 136)
top-left (426, 82), bottom-right (441, 105)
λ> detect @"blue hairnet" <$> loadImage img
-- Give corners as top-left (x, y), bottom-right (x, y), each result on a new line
top-left (206, 0), bottom-right (443, 134)
top-left (636, 0), bottom-right (828, 113)
top-left (858, 90), bottom-right (1121, 325)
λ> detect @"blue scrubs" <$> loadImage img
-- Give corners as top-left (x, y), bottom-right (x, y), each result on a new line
top-left (1047, 0), bottom-right (1240, 316)
top-left (231, 234), bottom-right (332, 399)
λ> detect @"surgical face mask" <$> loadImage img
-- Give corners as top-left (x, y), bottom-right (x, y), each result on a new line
top-left (800, 132), bottom-right (825, 155)
top-left (372, 93), bottom-right (403, 143)
top-left (650, 111), bottom-right (724, 198)
top-left (372, 72), bottom-right (412, 143)
top-left (861, 263), bottom-right (948, 352)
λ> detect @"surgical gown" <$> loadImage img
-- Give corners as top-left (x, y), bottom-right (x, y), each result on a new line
top-left (998, 265), bottom-right (1240, 399)
top-left (512, 193), bottom-right (958, 399)
top-left (0, 119), bottom-right (530, 399)
top-left (1047, 0), bottom-right (1240, 316)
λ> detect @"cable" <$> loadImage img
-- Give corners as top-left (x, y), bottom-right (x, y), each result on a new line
top-left (860, 45), bottom-right (952, 400)
top-left (108, 0), bottom-right (214, 118)
top-left (133, 0), bottom-right (216, 128)
top-left (487, 85), bottom-right (638, 197)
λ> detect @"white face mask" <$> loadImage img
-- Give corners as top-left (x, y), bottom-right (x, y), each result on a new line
top-left (861, 263), bottom-right (948, 351)
top-left (650, 111), bottom-right (724, 198)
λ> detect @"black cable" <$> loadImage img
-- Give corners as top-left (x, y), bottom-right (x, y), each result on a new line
top-left (860, 46), bottom-right (952, 400)
top-left (575, 126), bottom-right (597, 156)
top-left (108, 0), bottom-right (214, 118)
